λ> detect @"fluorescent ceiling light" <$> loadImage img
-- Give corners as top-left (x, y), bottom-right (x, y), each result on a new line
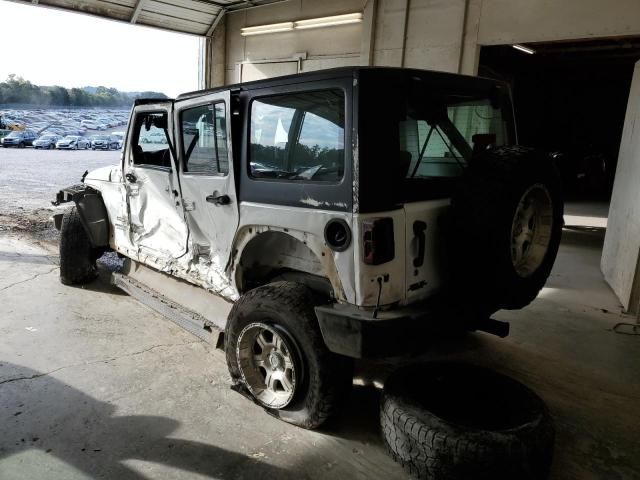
top-left (240, 13), bottom-right (363, 36)
top-left (512, 44), bottom-right (535, 54)
top-left (294, 13), bottom-right (363, 30)
top-left (241, 22), bottom-right (293, 36)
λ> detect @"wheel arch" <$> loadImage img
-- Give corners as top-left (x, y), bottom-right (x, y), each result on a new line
top-left (231, 227), bottom-right (345, 301)
top-left (54, 184), bottom-right (110, 248)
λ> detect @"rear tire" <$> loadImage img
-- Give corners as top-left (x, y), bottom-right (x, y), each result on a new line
top-left (59, 207), bottom-right (99, 285)
top-left (225, 282), bottom-right (353, 429)
top-left (449, 146), bottom-right (563, 312)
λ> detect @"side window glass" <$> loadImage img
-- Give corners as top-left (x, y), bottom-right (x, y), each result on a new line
top-left (132, 112), bottom-right (171, 168)
top-left (250, 89), bottom-right (344, 182)
top-left (180, 103), bottom-right (228, 175)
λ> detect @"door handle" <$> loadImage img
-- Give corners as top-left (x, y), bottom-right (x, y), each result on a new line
top-left (206, 193), bottom-right (231, 206)
top-left (413, 221), bottom-right (427, 267)
top-left (125, 172), bottom-right (137, 183)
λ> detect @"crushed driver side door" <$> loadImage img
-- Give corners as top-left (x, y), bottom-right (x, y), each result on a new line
top-left (123, 102), bottom-right (188, 268)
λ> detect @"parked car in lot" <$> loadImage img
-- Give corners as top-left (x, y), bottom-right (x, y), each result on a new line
top-left (111, 131), bottom-right (124, 149)
top-left (91, 135), bottom-right (119, 150)
top-left (81, 120), bottom-right (106, 131)
top-left (1, 129), bottom-right (37, 148)
top-left (140, 130), bottom-right (167, 144)
top-left (56, 135), bottom-right (90, 150)
top-left (33, 134), bottom-right (62, 149)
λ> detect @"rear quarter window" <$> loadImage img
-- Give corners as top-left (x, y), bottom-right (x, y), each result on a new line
top-left (249, 89), bottom-right (345, 183)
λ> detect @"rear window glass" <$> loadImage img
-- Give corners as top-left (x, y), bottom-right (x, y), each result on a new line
top-left (399, 99), bottom-right (510, 178)
top-left (249, 89), bottom-right (345, 183)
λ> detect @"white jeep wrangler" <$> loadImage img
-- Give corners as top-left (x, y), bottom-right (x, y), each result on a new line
top-left (54, 67), bottom-right (563, 429)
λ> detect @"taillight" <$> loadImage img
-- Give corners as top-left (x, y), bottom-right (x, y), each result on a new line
top-left (362, 218), bottom-right (395, 265)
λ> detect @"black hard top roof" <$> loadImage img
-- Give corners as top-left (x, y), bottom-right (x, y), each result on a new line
top-left (175, 66), bottom-right (503, 102)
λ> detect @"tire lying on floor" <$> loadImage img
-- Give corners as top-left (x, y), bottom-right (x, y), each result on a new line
top-left (225, 281), bottom-right (353, 429)
top-left (380, 362), bottom-right (554, 480)
top-left (59, 206), bottom-right (101, 285)
top-left (449, 146), bottom-right (564, 313)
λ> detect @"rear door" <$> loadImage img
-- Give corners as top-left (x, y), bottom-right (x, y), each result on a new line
top-left (400, 95), bottom-right (511, 303)
top-left (174, 91), bottom-right (239, 273)
top-left (123, 103), bottom-right (188, 261)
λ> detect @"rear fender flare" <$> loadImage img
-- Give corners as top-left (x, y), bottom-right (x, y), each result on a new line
top-left (230, 226), bottom-right (346, 301)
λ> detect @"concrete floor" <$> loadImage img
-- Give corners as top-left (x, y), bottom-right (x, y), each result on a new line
top-left (1, 224), bottom-right (639, 480)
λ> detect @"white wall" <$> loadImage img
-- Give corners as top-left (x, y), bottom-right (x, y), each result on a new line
top-left (602, 61), bottom-right (640, 312)
top-left (225, 0), bottom-right (366, 85)
top-left (218, 0), bottom-right (640, 83)
top-left (373, 0), bottom-right (467, 72)
top-left (477, 0), bottom-right (640, 45)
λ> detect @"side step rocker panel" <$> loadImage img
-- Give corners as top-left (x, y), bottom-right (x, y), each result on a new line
top-left (112, 271), bottom-right (225, 346)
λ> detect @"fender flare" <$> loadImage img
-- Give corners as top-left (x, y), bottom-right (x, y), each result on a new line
top-left (230, 227), bottom-right (347, 302)
top-left (53, 184), bottom-right (110, 248)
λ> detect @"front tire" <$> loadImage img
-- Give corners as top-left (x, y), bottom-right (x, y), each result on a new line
top-left (59, 207), bottom-right (99, 285)
top-left (225, 282), bottom-right (353, 429)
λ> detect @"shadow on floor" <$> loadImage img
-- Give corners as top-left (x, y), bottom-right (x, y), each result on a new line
top-left (0, 361), bottom-right (298, 480)
top-left (0, 251), bottom-right (58, 265)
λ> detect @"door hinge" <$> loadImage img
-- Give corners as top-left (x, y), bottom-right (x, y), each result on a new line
top-left (182, 200), bottom-right (195, 211)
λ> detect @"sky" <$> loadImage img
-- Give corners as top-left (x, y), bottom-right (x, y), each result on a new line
top-left (0, 1), bottom-right (200, 97)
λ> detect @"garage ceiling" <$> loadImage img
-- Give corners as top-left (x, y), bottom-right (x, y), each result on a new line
top-left (7, 0), bottom-right (285, 36)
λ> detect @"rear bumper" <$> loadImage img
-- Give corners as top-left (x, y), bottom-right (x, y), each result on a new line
top-left (315, 302), bottom-right (508, 359)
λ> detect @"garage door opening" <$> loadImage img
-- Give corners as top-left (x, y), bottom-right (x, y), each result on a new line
top-left (480, 39), bottom-right (640, 209)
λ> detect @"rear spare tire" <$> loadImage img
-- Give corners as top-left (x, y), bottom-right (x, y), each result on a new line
top-left (225, 281), bottom-right (353, 429)
top-left (59, 206), bottom-right (99, 285)
top-left (449, 146), bottom-right (563, 311)
top-left (381, 362), bottom-right (554, 480)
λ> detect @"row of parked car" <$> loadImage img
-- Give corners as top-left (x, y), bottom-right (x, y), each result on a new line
top-left (0, 108), bottom-right (129, 138)
top-left (1, 130), bottom-right (124, 150)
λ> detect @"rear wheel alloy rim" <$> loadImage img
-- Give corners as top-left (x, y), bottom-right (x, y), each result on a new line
top-left (236, 322), bottom-right (297, 409)
top-left (511, 184), bottom-right (553, 277)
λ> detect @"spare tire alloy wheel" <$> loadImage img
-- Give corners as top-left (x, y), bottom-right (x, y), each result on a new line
top-left (237, 323), bottom-right (298, 408)
top-left (449, 146), bottom-right (563, 312)
top-left (511, 184), bottom-right (553, 277)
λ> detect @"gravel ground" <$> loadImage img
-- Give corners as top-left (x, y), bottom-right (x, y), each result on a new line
top-left (0, 148), bottom-right (120, 243)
